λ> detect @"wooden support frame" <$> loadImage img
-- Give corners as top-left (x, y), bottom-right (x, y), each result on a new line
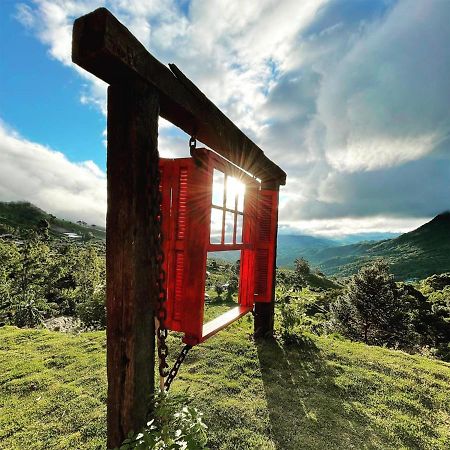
top-left (106, 80), bottom-right (159, 448)
top-left (71, 7), bottom-right (285, 448)
top-left (72, 7), bottom-right (286, 185)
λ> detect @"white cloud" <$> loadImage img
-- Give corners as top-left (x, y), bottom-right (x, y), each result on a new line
top-left (263, 0), bottom-right (450, 227)
top-left (15, 0), bottom-right (325, 136)
top-left (12, 0), bottom-right (450, 236)
top-left (0, 121), bottom-right (106, 225)
top-left (280, 215), bottom-right (428, 238)
top-left (316, 0), bottom-right (450, 172)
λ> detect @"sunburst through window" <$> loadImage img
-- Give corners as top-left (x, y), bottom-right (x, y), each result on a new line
top-left (210, 169), bottom-right (246, 245)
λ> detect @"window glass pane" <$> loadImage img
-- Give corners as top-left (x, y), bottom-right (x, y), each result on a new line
top-left (212, 169), bottom-right (225, 207)
top-left (237, 183), bottom-right (245, 212)
top-left (224, 211), bottom-right (234, 244)
top-left (210, 207), bottom-right (223, 244)
top-left (226, 176), bottom-right (238, 210)
top-left (236, 214), bottom-right (243, 243)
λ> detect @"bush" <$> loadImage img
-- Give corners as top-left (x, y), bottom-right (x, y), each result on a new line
top-left (117, 391), bottom-right (208, 450)
top-left (277, 288), bottom-right (307, 342)
top-left (76, 287), bottom-right (106, 330)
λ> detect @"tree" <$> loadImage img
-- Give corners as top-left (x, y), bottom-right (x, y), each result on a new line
top-left (214, 283), bottom-right (224, 301)
top-left (10, 231), bottom-right (51, 327)
top-left (291, 257), bottom-right (311, 290)
top-left (295, 258), bottom-right (310, 276)
top-left (427, 287), bottom-right (450, 358)
top-left (73, 245), bottom-right (103, 305)
top-left (331, 260), bottom-right (411, 346)
top-left (0, 241), bottom-right (20, 324)
top-left (72, 245), bottom-right (105, 327)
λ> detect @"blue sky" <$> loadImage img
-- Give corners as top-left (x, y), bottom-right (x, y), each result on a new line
top-left (1, 0), bottom-right (106, 168)
top-left (0, 0), bottom-right (449, 236)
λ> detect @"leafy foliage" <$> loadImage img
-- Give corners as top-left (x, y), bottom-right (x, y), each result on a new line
top-left (330, 261), bottom-right (450, 357)
top-left (0, 233), bottom-right (106, 329)
top-left (277, 287), bottom-right (307, 342)
top-left (331, 260), bottom-right (403, 345)
top-left (117, 392), bottom-right (208, 450)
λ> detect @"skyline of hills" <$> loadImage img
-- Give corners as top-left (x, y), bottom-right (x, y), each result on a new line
top-left (1, 201), bottom-right (448, 281)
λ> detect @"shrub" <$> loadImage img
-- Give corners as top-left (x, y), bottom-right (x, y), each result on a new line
top-left (277, 288), bottom-right (307, 342)
top-left (76, 287), bottom-right (106, 330)
top-left (117, 391), bottom-right (208, 450)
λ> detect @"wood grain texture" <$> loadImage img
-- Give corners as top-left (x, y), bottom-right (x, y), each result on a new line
top-left (72, 7), bottom-right (286, 185)
top-left (106, 80), bottom-right (159, 448)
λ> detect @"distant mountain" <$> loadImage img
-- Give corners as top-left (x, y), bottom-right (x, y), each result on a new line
top-left (0, 201), bottom-right (105, 241)
top-left (332, 232), bottom-right (400, 245)
top-left (4, 201), bottom-right (447, 281)
top-left (307, 213), bottom-right (450, 280)
top-left (276, 234), bottom-right (338, 267)
top-left (275, 232), bottom-right (401, 267)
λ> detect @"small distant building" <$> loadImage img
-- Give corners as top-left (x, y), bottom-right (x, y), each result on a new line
top-left (63, 232), bottom-right (82, 239)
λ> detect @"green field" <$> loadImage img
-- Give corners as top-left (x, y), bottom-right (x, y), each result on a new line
top-left (1, 308), bottom-right (450, 449)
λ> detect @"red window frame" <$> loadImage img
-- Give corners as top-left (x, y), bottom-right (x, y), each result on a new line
top-left (159, 148), bottom-right (277, 345)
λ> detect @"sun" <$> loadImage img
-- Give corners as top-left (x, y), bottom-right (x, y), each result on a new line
top-left (225, 176), bottom-right (246, 210)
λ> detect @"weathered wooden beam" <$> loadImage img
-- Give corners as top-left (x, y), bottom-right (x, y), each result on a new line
top-left (72, 7), bottom-right (286, 185)
top-left (106, 79), bottom-right (159, 448)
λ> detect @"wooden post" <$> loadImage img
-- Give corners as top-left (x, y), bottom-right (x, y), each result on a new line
top-left (106, 79), bottom-right (159, 448)
top-left (254, 183), bottom-right (280, 339)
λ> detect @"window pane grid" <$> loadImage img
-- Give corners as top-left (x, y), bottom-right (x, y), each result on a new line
top-left (210, 169), bottom-right (247, 246)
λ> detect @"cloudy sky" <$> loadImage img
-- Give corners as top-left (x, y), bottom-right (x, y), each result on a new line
top-left (1, 0), bottom-right (449, 237)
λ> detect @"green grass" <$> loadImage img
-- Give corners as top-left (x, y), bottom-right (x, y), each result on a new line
top-left (0, 327), bottom-right (106, 449)
top-left (1, 311), bottom-right (450, 449)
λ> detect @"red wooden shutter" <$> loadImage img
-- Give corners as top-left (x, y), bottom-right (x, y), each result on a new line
top-left (254, 189), bottom-right (279, 303)
top-left (239, 183), bottom-right (258, 307)
top-left (159, 157), bottom-right (210, 344)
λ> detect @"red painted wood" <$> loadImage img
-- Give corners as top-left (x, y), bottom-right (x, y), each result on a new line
top-left (160, 148), bottom-right (266, 345)
top-left (239, 183), bottom-right (258, 307)
top-left (254, 190), bottom-right (279, 303)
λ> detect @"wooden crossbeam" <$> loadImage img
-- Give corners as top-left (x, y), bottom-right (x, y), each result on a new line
top-left (72, 7), bottom-right (286, 185)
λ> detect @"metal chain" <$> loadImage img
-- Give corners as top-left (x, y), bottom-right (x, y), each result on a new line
top-left (153, 161), bottom-right (169, 379)
top-left (164, 344), bottom-right (192, 391)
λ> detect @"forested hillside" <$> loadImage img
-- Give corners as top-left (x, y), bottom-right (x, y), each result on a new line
top-left (1, 201), bottom-right (450, 449)
top-left (301, 213), bottom-right (450, 280)
top-left (0, 201), bottom-right (105, 241)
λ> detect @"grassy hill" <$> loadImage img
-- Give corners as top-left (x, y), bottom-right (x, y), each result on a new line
top-left (0, 201), bottom-right (105, 241)
top-left (1, 310), bottom-right (450, 449)
top-left (304, 212), bottom-right (450, 280)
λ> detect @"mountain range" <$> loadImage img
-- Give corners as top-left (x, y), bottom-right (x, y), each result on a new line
top-left (281, 213), bottom-right (450, 280)
top-left (1, 201), bottom-right (449, 281)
